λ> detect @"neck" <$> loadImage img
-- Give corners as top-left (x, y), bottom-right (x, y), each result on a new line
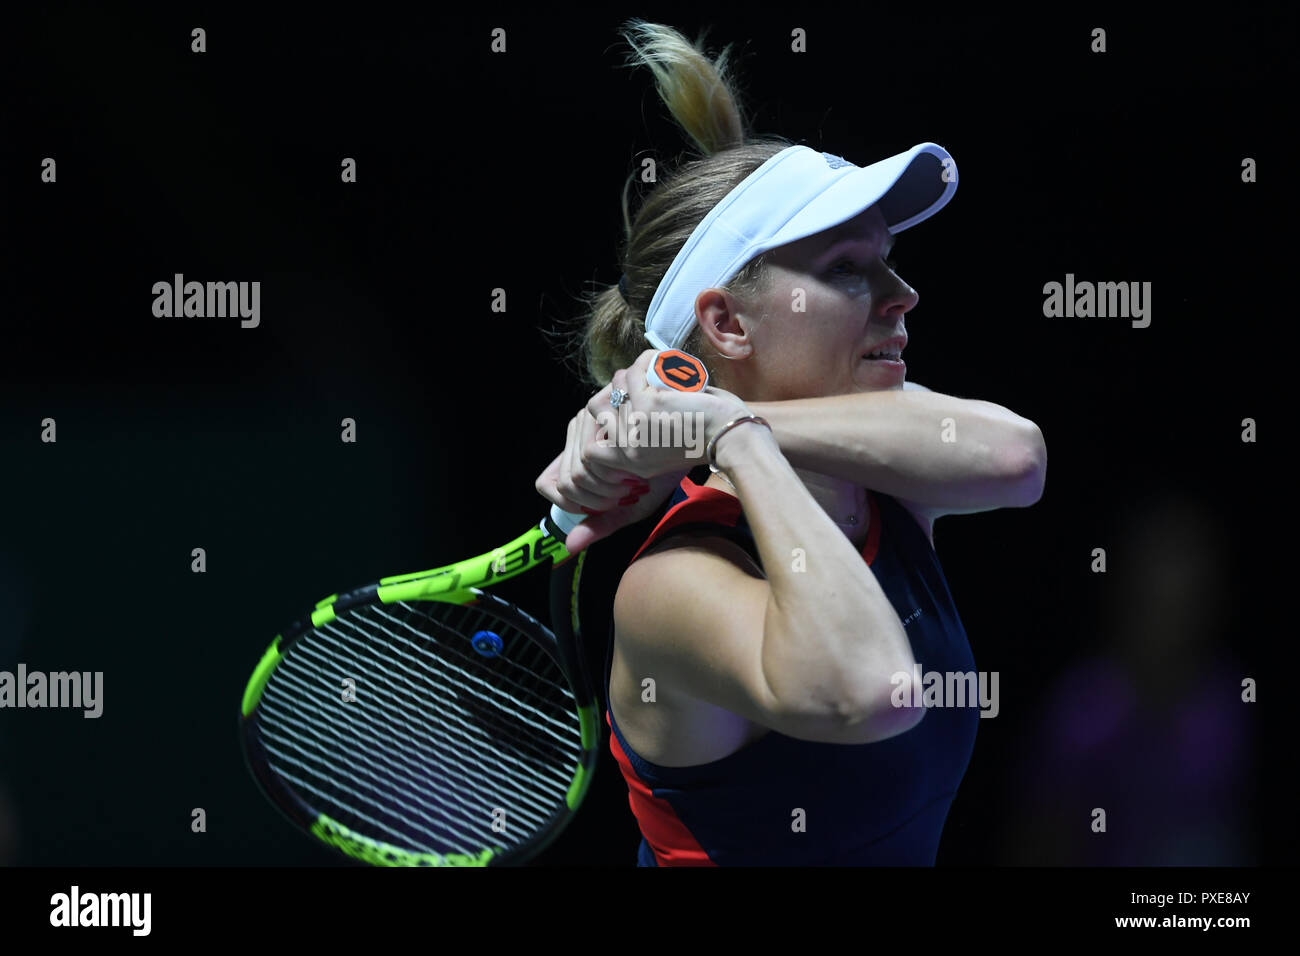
top-left (796, 468), bottom-right (866, 533)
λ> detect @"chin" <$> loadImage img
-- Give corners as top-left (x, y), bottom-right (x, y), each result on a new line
top-left (849, 380), bottom-right (902, 393)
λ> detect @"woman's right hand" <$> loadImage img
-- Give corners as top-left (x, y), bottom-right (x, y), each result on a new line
top-left (533, 349), bottom-right (751, 552)
top-left (589, 348), bottom-right (752, 479)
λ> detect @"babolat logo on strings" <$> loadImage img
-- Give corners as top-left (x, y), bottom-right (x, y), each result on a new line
top-left (821, 152), bottom-right (854, 169)
top-left (654, 350), bottom-right (707, 391)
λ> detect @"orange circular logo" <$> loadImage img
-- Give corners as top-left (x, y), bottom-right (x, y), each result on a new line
top-left (653, 350), bottom-right (708, 392)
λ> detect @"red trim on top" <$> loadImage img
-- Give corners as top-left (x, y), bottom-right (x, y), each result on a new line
top-left (628, 475), bottom-right (741, 565)
top-left (605, 709), bottom-right (717, 866)
top-left (629, 477), bottom-right (887, 567)
top-left (861, 491), bottom-right (882, 565)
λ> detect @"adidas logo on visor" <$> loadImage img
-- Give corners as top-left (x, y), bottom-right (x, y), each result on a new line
top-left (821, 151), bottom-right (855, 170)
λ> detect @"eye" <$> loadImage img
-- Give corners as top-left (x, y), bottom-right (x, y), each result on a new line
top-left (830, 256), bottom-right (899, 275)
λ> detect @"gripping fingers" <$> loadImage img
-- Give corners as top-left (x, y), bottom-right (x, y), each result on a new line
top-left (628, 349), bottom-right (659, 390)
top-left (607, 367), bottom-right (640, 439)
top-left (559, 412), bottom-right (602, 510)
top-left (580, 412), bottom-right (649, 503)
top-left (558, 411), bottom-right (648, 513)
top-left (586, 382), bottom-right (614, 423)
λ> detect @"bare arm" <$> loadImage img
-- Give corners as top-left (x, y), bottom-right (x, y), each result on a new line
top-left (744, 387), bottom-right (1046, 515)
top-left (617, 421), bottom-right (924, 741)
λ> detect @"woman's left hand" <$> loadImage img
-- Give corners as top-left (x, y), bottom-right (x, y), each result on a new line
top-left (534, 416), bottom-right (686, 553)
top-left (534, 402), bottom-right (649, 513)
top-left (534, 349), bottom-right (745, 552)
top-left (535, 451), bottom-right (686, 553)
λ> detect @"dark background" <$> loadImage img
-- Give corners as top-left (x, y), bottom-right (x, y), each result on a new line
top-left (0, 5), bottom-right (1289, 867)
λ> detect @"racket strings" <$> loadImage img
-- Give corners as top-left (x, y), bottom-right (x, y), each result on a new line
top-left (260, 666), bottom-right (557, 840)
top-left (373, 602), bottom-right (576, 740)
top-left (343, 603), bottom-right (578, 782)
top-left (283, 630), bottom-right (570, 813)
top-left (256, 723), bottom-right (486, 857)
top-left (253, 598), bottom-right (583, 857)
top-left (319, 609), bottom-right (575, 769)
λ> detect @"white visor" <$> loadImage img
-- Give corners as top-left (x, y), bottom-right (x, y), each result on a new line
top-left (643, 142), bottom-right (958, 351)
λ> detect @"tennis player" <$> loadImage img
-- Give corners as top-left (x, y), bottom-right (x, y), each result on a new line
top-left (536, 20), bottom-right (1046, 866)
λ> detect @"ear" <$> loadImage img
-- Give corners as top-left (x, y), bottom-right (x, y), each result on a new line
top-left (694, 288), bottom-right (751, 362)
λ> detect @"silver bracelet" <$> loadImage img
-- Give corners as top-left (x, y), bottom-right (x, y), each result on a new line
top-left (705, 414), bottom-right (772, 474)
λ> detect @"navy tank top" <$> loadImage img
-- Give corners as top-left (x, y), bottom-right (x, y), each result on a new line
top-left (604, 473), bottom-right (979, 865)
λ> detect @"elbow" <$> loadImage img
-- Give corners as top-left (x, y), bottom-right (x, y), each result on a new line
top-left (1006, 422), bottom-right (1046, 507)
top-left (839, 672), bottom-right (927, 742)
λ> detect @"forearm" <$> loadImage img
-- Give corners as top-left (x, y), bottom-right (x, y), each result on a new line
top-left (712, 424), bottom-right (917, 718)
top-left (745, 389), bottom-right (1046, 511)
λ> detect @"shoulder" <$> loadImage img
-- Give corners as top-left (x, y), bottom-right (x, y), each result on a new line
top-left (614, 532), bottom-right (765, 636)
top-left (623, 530), bottom-right (763, 587)
top-left (611, 532), bottom-right (770, 704)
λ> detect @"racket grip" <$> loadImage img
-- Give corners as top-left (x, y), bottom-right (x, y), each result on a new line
top-left (542, 350), bottom-right (709, 541)
top-left (548, 504), bottom-right (587, 538)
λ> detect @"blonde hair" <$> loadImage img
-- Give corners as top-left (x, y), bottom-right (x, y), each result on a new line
top-left (548, 20), bottom-right (791, 393)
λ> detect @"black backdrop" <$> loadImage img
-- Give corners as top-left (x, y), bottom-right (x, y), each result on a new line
top-left (0, 5), bottom-right (1289, 870)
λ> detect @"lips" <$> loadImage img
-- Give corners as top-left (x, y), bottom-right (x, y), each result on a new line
top-left (862, 336), bottom-right (907, 361)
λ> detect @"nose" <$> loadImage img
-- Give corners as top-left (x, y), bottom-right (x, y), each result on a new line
top-left (879, 264), bottom-right (919, 317)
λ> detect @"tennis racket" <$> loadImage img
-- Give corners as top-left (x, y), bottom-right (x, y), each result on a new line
top-left (239, 349), bottom-right (710, 866)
